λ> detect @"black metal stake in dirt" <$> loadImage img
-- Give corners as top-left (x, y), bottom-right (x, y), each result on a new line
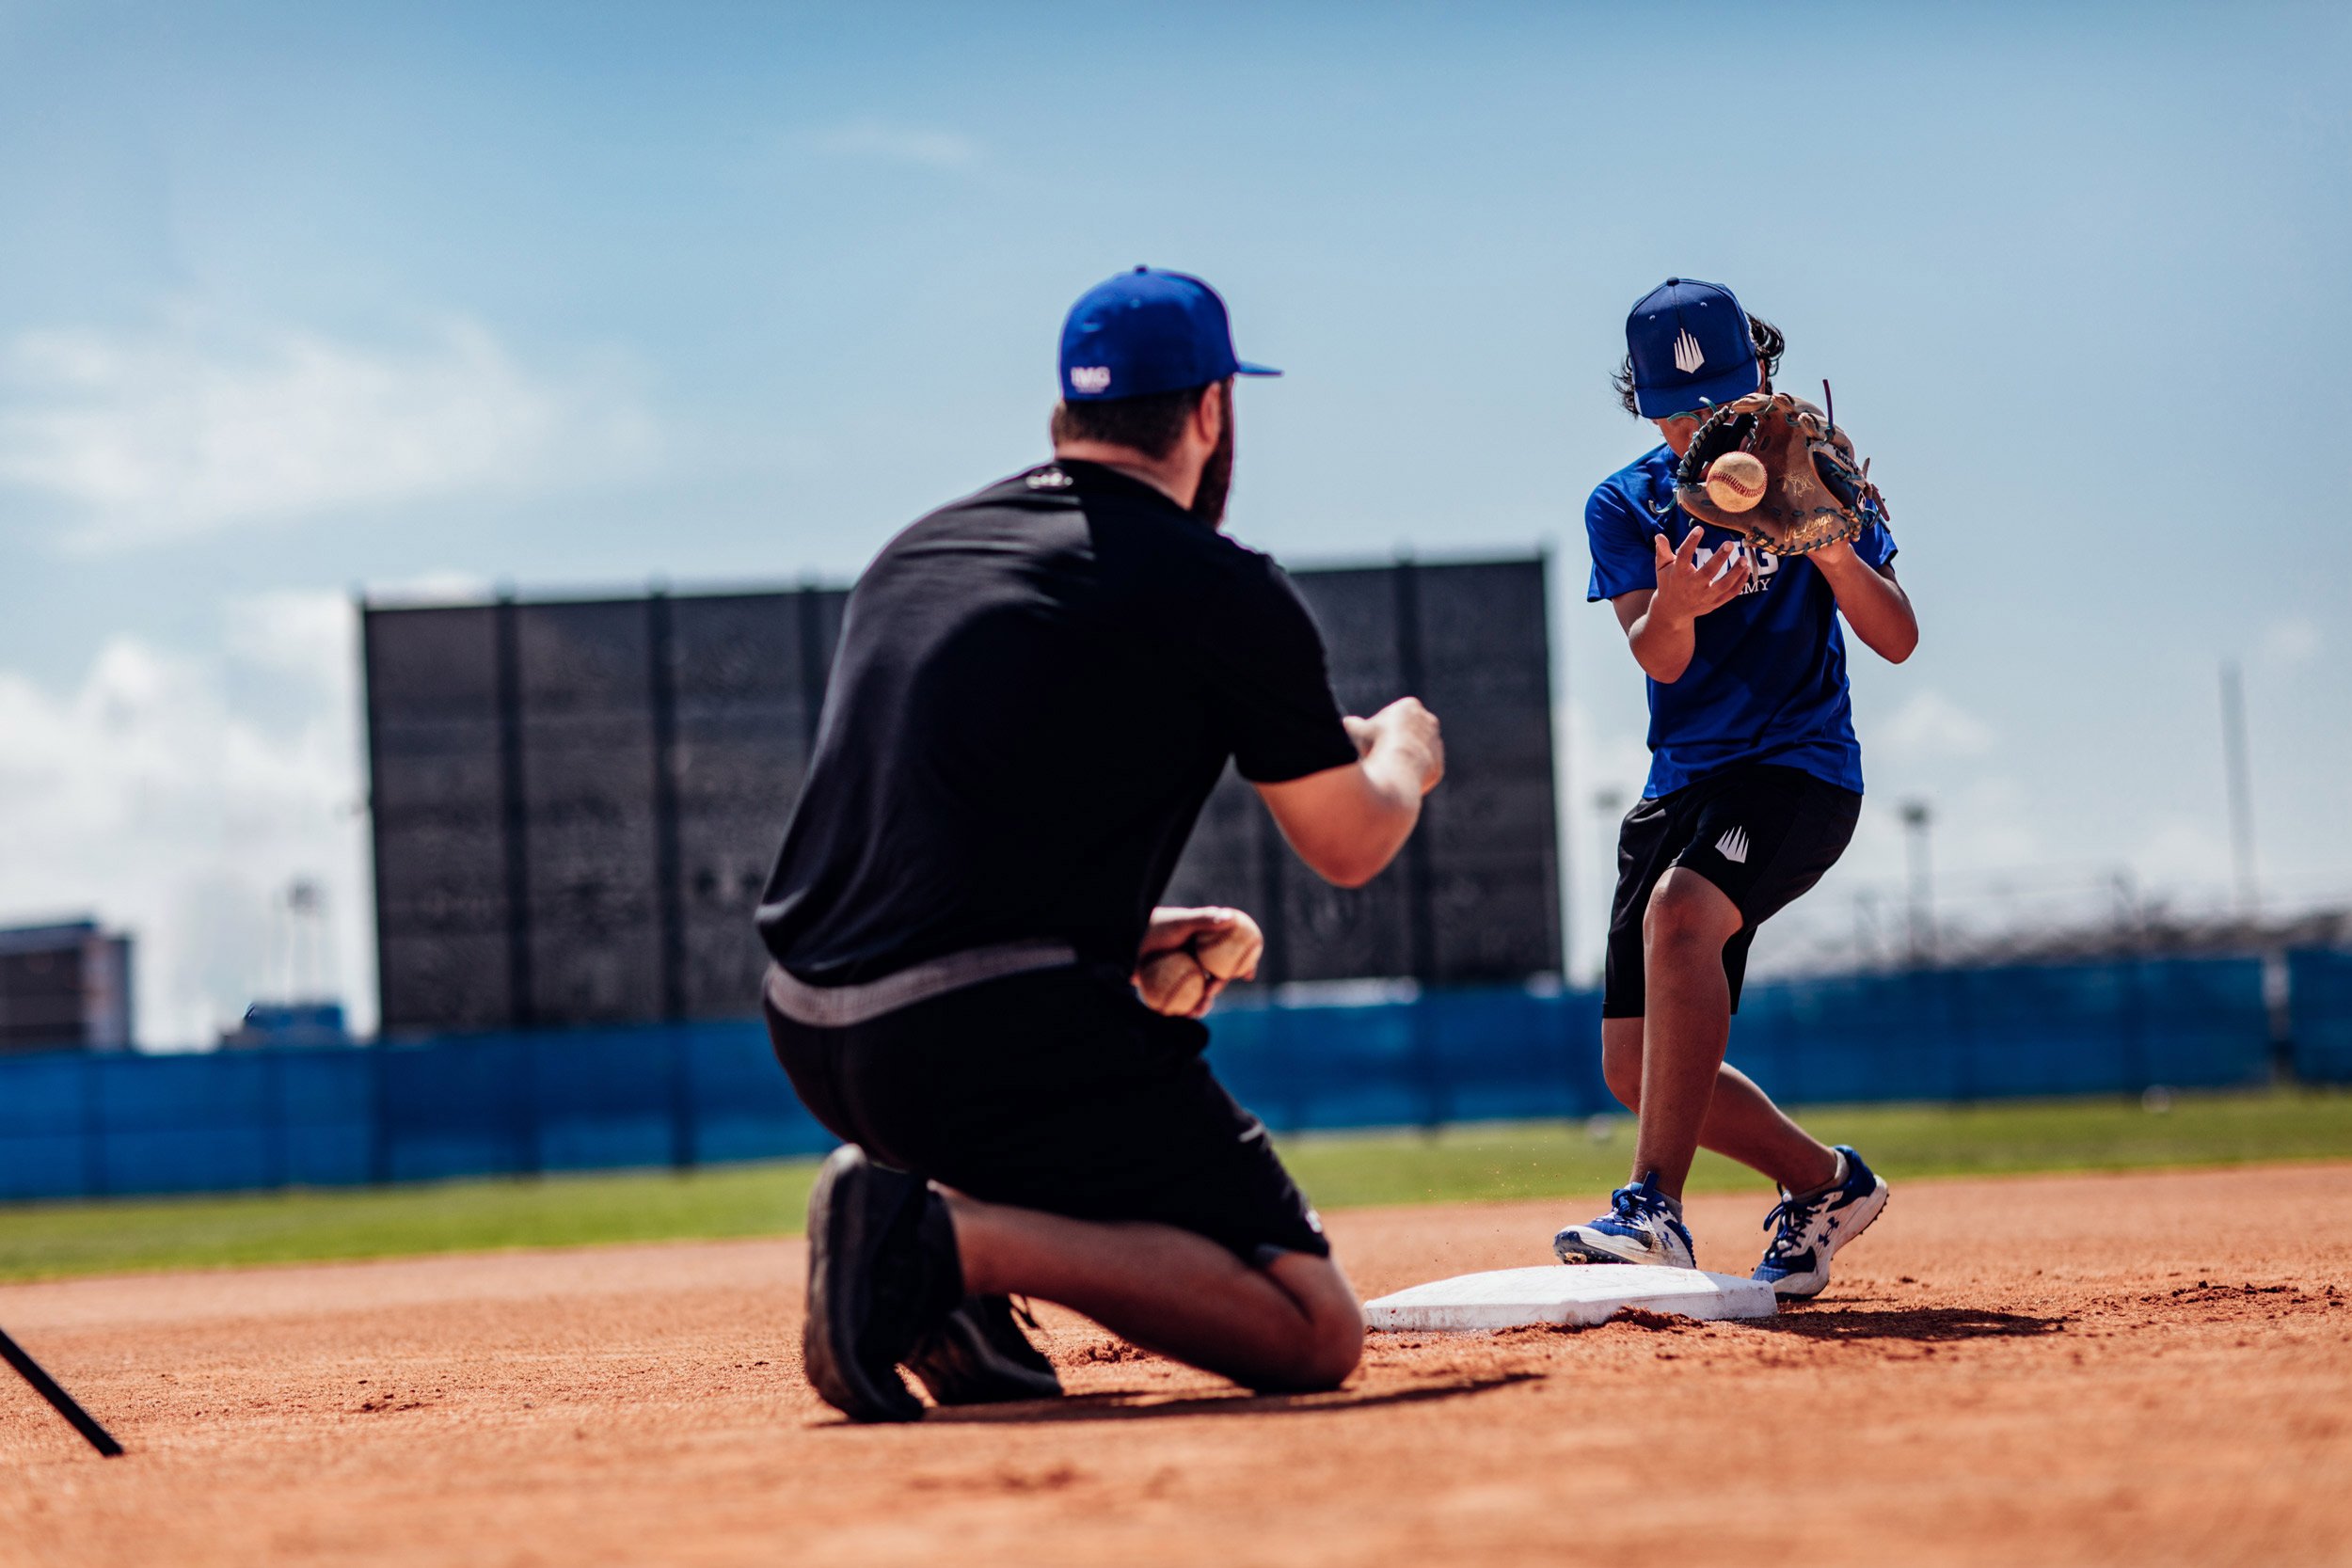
top-left (0, 1325), bottom-right (122, 1457)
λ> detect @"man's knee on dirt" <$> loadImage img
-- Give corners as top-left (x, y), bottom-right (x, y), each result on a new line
top-left (1239, 1253), bottom-right (1363, 1392)
top-left (1243, 1319), bottom-right (1362, 1393)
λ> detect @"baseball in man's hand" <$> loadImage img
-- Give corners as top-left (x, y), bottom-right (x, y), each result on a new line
top-left (1136, 909), bottom-right (1264, 1018)
top-left (1137, 950), bottom-right (1212, 1016)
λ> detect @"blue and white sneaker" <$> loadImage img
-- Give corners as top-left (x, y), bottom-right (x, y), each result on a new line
top-left (1753, 1145), bottom-right (1889, 1300)
top-left (1552, 1172), bottom-right (1696, 1269)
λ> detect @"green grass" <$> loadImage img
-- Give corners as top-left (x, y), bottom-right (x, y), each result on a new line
top-left (2, 1087), bottom-right (2345, 1284)
top-left (1277, 1086), bottom-right (2352, 1208)
top-left (0, 1164), bottom-right (820, 1286)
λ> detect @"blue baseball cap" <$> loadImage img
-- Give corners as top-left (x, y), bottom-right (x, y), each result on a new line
top-left (1059, 266), bottom-right (1280, 402)
top-left (1625, 277), bottom-right (1758, 418)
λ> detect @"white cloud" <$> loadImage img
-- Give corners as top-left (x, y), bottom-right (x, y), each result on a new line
top-left (0, 316), bottom-right (656, 549)
top-left (223, 587), bottom-right (358, 691)
top-left (1746, 765), bottom-right (2095, 975)
top-left (803, 118), bottom-right (983, 169)
top-left (361, 569), bottom-right (495, 607)
top-left (1876, 688), bottom-right (1996, 762)
top-left (2257, 615), bottom-right (2322, 671)
top-left (1552, 695), bottom-right (1653, 981)
top-left (0, 607), bottom-right (372, 1048)
top-left (2130, 816), bottom-right (2238, 895)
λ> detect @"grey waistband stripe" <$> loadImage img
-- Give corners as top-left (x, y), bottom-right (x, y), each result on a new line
top-left (763, 941), bottom-right (1081, 1028)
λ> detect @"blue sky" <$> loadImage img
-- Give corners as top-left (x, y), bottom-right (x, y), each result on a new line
top-left (0, 1), bottom-right (2344, 1042)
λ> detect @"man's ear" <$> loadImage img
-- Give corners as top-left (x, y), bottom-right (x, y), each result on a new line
top-left (1192, 382), bottom-right (1225, 447)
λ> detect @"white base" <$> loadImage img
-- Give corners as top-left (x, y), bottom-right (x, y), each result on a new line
top-left (1365, 1264), bottom-right (1777, 1333)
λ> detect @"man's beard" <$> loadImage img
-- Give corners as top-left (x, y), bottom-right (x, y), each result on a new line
top-left (1190, 391), bottom-right (1235, 526)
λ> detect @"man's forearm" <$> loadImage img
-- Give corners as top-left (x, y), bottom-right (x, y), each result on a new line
top-left (1358, 739), bottom-right (1431, 832)
top-left (1627, 609), bottom-right (1696, 684)
top-left (1814, 546), bottom-right (1917, 662)
top-left (1258, 699), bottom-right (1442, 890)
top-left (1257, 757), bottom-right (1418, 889)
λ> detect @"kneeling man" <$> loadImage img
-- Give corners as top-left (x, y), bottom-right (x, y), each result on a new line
top-left (755, 266), bottom-right (1445, 1421)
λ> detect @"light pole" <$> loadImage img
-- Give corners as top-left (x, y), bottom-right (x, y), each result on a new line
top-left (2109, 870), bottom-right (2145, 956)
top-left (1899, 800), bottom-right (1934, 966)
top-left (1590, 788), bottom-right (1626, 985)
top-left (2219, 661), bottom-right (2259, 915)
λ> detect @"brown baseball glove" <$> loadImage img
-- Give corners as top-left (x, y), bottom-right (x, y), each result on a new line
top-left (1673, 388), bottom-right (1889, 557)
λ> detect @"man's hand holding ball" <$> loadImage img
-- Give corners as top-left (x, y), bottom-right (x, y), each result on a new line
top-left (1134, 906), bottom-right (1265, 1019)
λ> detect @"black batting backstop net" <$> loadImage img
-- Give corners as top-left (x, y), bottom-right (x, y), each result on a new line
top-left (362, 559), bottom-right (1559, 1036)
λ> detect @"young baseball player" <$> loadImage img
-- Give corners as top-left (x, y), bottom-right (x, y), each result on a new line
top-left (1553, 277), bottom-right (1916, 1297)
top-left (758, 267), bottom-right (1445, 1420)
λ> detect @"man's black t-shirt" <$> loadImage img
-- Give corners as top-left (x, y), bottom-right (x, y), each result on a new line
top-left (755, 460), bottom-right (1359, 985)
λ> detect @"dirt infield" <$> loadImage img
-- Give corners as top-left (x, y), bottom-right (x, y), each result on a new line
top-left (3, 1164), bottom-right (2348, 1568)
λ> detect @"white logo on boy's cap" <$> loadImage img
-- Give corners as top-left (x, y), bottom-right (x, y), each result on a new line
top-left (1627, 277), bottom-right (1755, 419)
top-left (1069, 366), bottom-right (1113, 394)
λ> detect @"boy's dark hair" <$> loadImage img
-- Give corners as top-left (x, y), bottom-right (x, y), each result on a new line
top-left (1613, 313), bottom-right (1785, 417)
top-left (1049, 381), bottom-right (1221, 459)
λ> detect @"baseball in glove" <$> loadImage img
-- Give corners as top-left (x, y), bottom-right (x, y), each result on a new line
top-left (1673, 385), bottom-right (1889, 557)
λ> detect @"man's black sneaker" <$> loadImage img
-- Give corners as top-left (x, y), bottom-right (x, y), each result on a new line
top-left (905, 1295), bottom-right (1064, 1406)
top-left (802, 1146), bottom-right (963, 1423)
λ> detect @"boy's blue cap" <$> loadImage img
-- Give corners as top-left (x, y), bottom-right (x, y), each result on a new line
top-left (1626, 277), bottom-right (1758, 418)
top-left (1059, 266), bottom-right (1280, 402)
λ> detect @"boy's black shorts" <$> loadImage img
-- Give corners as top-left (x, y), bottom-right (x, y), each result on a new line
top-left (1602, 762), bottom-right (1861, 1020)
top-left (762, 963), bottom-right (1328, 1263)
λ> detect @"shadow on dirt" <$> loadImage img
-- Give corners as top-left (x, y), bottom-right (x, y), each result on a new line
top-left (910, 1370), bottom-right (1540, 1426)
top-left (1756, 1306), bottom-right (2068, 1342)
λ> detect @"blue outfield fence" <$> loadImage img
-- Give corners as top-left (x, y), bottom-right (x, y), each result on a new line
top-left (0, 952), bottom-right (2336, 1205)
top-left (2290, 949), bottom-right (2352, 1084)
top-left (0, 1024), bottom-right (836, 1203)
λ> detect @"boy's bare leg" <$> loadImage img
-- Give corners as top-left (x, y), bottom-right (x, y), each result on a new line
top-left (1605, 1020), bottom-right (1838, 1194)
top-left (1616, 868), bottom-right (1838, 1200)
top-left (946, 1194), bottom-right (1363, 1393)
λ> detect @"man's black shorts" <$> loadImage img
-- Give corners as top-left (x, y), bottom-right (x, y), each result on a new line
top-left (762, 963), bottom-right (1328, 1263)
top-left (1602, 762), bottom-right (1861, 1020)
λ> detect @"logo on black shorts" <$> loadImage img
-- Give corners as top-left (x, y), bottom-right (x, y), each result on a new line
top-left (1715, 827), bottom-right (1750, 864)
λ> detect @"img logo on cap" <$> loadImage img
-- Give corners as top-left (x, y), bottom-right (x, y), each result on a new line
top-left (1627, 277), bottom-right (1756, 419)
top-left (1059, 266), bottom-right (1281, 403)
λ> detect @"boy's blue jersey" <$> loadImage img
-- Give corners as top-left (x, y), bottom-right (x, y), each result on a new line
top-left (1586, 444), bottom-right (1897, 800)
